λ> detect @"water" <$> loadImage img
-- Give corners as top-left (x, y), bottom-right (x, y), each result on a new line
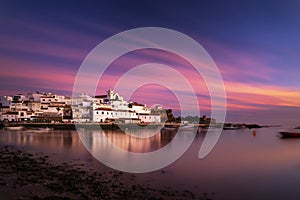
top-left (1, 127), bottom-right (300, 199)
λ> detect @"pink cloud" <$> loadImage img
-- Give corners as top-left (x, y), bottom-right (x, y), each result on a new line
top-left (1, 22), bottom-right (299, 116)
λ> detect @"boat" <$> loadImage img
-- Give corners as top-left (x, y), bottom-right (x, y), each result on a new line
top-left (32, 127), bottom-right (54, 132)
top-left (5, 126), bottom-right (24, 131)
top-left (279, 131), bottom-right (300, 138)
top-left (223, 126), bottom-right (239, 130)
top-left (38, 127), bottom-right (53, 131)
top-left (179, 125), bottom-right (197, 131)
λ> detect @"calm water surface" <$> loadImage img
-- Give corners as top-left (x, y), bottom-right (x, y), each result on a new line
top-left (1, 127), bottom-right (300, 200)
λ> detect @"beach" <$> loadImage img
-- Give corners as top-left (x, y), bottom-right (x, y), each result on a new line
top-left (0, 145), bottom-right (200, 200)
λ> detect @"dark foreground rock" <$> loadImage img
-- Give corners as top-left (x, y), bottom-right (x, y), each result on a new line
top-left (0, 145), bottom-right (212, 200)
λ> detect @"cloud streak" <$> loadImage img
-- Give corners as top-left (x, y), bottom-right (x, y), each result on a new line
top-left (1, 16), bottom-right (300, 121)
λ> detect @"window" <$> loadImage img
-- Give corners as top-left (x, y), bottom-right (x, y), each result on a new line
top-left (107, 112), bottom-right (109, 115)
top-left (102, 112), bottom-right (104, 114)
top-left (96, 112), bottom-right (98, 114)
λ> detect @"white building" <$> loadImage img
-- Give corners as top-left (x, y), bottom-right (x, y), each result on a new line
top-left (72, 93), bottom-right (94, 123)
top-left (1, 111), bottom-right (19, 122)
top-left (91, 89), bottom-right (161, 124)
top-left (138, 114), bottom-right (161, 124)
top-left (10, 102), bottom-right (29, 111)
top-left (0, 90), bottom-right (162, 124)
top-left (92, 108), bottom-right (113, 122)
top-left (0, 110), bottom-right (34, 122)
top-left (129, 102), bottom-right (150, 114)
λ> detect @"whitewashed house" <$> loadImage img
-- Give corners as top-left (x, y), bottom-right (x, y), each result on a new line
top-left (18, 110), bottom-right (34, 121)
top-left (9, 102), bottom-right (28, 111)
top-left (92, 108), bottom-right (113, 122)
top-left (1, 111), bottom-right (19, 122)
top-left (72, 93), bottom-right (94, 123)
top-left (138, 114), bottom-right (161, 124)
top-left (90, 89), bottom-right (161, 124)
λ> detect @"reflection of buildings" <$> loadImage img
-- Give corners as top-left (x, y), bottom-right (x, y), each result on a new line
top-left (89, 129), bottom-right (176, 153)
top-left (0, 131), bottom-right (83, 149)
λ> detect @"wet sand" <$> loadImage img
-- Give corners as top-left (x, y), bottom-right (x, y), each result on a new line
top-left (0, 145), bottom-right (206, 200)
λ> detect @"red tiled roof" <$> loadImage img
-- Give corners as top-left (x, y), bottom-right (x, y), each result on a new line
top-left (137, 113), bottom-right (149, 116)
top-left (130, 102), bottom-right (144, 106)
top-left (4, 111), bottom-right (18, 115)
top-left (41, 96), bottom-right (55, 98)
top-left (95, 108), bottom-right (112, 111)
top-left (94, 95), bottom-right (107, 98)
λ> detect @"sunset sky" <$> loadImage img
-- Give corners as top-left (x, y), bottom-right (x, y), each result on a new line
top-left (1, 0), bottom-right (300, 124)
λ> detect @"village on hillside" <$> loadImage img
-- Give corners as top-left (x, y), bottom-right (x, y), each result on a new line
top-left (0, 89), bottom-right (168, 124)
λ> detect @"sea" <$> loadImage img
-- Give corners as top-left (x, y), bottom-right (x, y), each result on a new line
top-left (1, 126), bottom-right (300, 200)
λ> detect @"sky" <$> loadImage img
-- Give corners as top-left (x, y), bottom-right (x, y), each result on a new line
top-left (0, 0), bottom-right (300, 124)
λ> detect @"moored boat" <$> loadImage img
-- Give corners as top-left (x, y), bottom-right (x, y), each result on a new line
top-left (279, 131), bottom-right (300, 138)
top-left (179, 125), bottom-right (197, 131)
top-left (5, 126), bottom-right (24, 131)
top-left (35, 127), bottom-right (54, 132)
top-left (223, 126), bottom-right (239, 130)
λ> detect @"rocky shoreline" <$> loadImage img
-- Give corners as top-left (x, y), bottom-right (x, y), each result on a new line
top-left (0, 145), bottom-right (214, 200)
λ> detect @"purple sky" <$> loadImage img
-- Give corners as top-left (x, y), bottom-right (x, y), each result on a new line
top-left (1, 0), bottom-right (300, 124)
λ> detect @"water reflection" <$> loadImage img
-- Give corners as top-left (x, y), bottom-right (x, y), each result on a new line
top-left (2, 128), bottom-right (300, 199)
top-left (102, 129), bottom-right (175, 153)
top-left (0, 130), bottom-right (84, 151)
top-left (77, 128), bottom-right (196, 173)
top-left (0, 129), bottom-right (178, 153)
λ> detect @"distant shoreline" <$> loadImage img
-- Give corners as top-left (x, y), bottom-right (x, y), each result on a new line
top-left (0, 122), bottom-right (265, 131)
